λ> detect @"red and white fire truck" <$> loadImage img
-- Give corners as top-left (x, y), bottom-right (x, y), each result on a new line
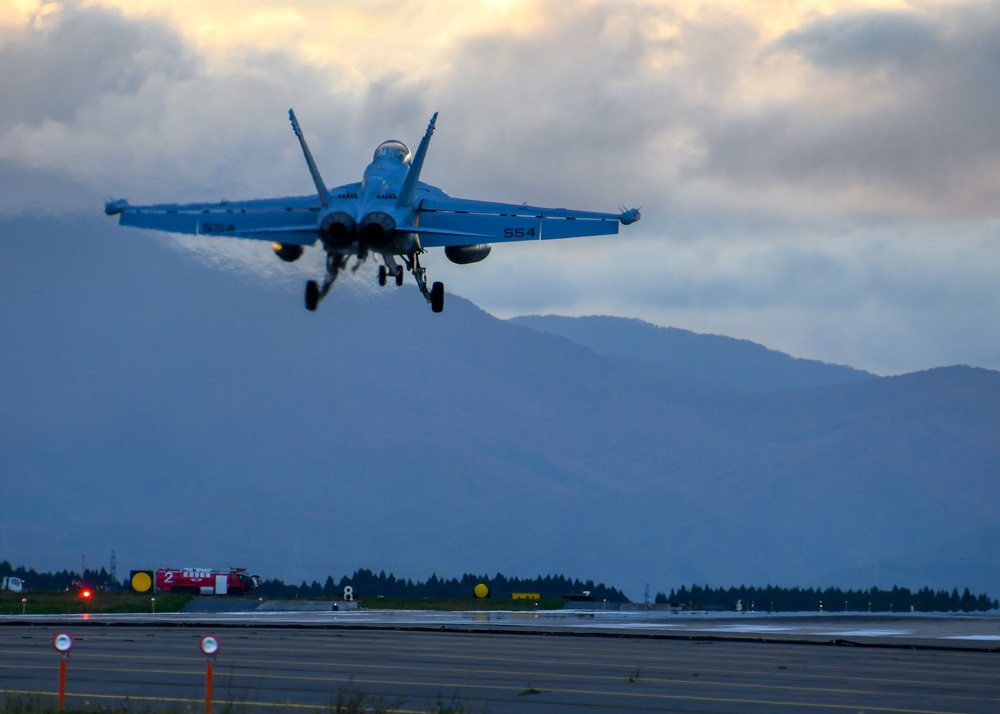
top-left (154, 567), bottom-right (261, 596)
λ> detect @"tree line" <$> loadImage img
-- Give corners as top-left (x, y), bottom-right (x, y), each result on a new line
top-left (7, 560), bottom-right (995, 610)
top-left (255, 569), bottom-right (628, 602)
top-left (0, 561), bottom-right (626, 601)
top-left (0, 561), bottom-right (114, 591)
top-left (656, 584), bottom-right (999, 612)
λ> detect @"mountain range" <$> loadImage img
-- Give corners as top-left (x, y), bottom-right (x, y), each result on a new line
top-left (2, 215), bottom-right (998, 601)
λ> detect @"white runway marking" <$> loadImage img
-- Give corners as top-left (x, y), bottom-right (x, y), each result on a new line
top-left (818, 629), bottom-right (914, 637)
top-left (3, 609), bottom-right (1000, 647)
top-left (704, 625), bottom-right (799, 633)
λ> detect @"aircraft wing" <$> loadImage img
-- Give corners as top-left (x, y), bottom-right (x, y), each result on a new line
top-left (103, 194), bottom-right (338, 246)
top-left (411, 197), bottom-right (626, 247)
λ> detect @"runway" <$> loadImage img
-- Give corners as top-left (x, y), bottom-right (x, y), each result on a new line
top-left (2, 610), bottom-right (1000, 712)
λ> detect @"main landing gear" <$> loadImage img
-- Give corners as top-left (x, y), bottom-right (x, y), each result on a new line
top-left (304, 252), bottom-right (350, 311)
top-left (401, 251), bottom-right (444, 313)
top-left (304, 250), bottom-right (445, 313)
top-left (430, 281), bottom-right (444, 313)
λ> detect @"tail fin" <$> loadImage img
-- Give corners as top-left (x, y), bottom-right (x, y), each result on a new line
top-left (397, 112), bottom-right (438, 208)
top-left (288, 109), bottom-right (329, 208)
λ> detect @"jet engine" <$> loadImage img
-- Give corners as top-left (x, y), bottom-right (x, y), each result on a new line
top-left (321, 211), bottom-right (358, 248)
top-left (358, 211), bottom-right (396, 250)
top-left (445, 244), bottom-right (492, 264)
top-left (272, 242), bottom-right (304, 262)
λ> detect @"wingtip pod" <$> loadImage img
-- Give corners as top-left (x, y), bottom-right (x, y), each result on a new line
top-left (104, 198), bottom-right (128, 215)
top-left (619, 207), bottom-right (641, 225)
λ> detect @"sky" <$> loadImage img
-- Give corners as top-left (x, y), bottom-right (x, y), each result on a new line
top-left (2, 0), bottom-right (999, 374)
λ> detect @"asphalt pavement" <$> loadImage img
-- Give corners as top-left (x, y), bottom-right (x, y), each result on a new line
top-left (2, 610), bottom-right (999, 712)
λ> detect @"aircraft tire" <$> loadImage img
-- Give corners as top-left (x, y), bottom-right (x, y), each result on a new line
top-left (395, 269), bottom-right (404, 287)
top-left (378, 265), bottom-right (387, 286)
top-left (430, 281), bottom-right (445, 313)
top-left (305, 280), bottom-right (320, 311)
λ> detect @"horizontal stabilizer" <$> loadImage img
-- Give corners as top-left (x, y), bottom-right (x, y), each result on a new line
top-left (396, 225), bottom-right (493, 240)
top-left (415, 199), bottom-right (620, 246)
top-left (412, 212), bottom-right (542, 247)
top-left (421, 198), bottom-right (620, 221)
top-left (114, 198), bottom-right (323, 246)
top-left (541, 217), bottom-right (621, 239)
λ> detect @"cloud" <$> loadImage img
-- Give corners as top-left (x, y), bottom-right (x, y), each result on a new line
top-left (1, 0), bottom-right (998, 373)
top-left (0, 2), bottom-right (196, 130)
top-left (778, 9), bottom-right (940, 72)
top-left (693, 3), bottom-right (1000, 219)
top-left (8, 1), bottom-right (997, 222)
top-left (0, 2), bottom-right (357, 212)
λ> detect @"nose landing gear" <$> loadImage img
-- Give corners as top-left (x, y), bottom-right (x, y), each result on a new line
top-left (378, 262), bottom-right (405, 287)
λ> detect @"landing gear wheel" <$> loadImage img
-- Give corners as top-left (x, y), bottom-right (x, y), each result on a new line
top-left (378, 265), bottom-right (387, 287)
top-left (395, 269), bottom-right (404, 287)
top-left (305, 280), bottom-right (320, 311)
top-left (430, 281), bottom-right (445, 313)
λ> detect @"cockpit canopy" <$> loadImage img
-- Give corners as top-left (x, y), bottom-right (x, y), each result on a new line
top-left (373, 140), bottom-right (411, 164)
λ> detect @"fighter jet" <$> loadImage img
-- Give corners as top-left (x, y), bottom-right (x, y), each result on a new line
top-left (105, 111), bottom-right (641, 313)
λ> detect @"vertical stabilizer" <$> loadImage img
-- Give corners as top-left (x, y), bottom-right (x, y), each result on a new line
top-left (397, 112), bottom-right (438, 208)
top-left (289, 109), bottom-right (329, 207)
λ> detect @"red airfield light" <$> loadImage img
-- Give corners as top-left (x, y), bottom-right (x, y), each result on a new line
top-left (80, 588), bottom-right (93, 600)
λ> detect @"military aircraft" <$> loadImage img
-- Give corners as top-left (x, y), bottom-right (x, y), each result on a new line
top-left (105, 111), bottom-right (641, 312)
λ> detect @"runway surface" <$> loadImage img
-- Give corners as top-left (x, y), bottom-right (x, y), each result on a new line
top-left (2, 610), bottom-right (1000, 712)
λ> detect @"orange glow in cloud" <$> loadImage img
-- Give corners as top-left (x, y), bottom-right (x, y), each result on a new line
top-left (52, 0), bottom-right (544, 79)
top-left (0, 1), bottom-right (58, 25)
top-left (2, 1), bottom-right (921, 74)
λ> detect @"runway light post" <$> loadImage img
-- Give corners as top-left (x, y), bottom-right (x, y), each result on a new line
top-left (199, 635), bottom-right (221, 714)
top-left (52, 632), bottom-right (74, 710)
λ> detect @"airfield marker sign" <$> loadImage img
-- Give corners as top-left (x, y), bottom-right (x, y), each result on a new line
top-left (199, 635), bottom-right (220, 714)
top-left (52, 632), bottom-right (73, 710)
